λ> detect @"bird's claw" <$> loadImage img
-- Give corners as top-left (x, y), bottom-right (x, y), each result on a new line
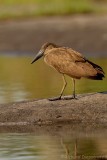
top-left (48, 96), bottom-right (61, 101)
top-left (48, 95), bottom-right (78, 101)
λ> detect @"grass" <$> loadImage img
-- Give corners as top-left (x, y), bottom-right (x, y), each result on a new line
top-left (0, 0), bottom-right (107, 20)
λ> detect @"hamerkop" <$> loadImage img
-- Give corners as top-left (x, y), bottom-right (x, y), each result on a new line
top-left (31, 42), bottom-right (105, 101)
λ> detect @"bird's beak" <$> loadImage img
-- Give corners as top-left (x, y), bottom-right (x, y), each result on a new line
top-left (31, 50), bottom-right (44, 64)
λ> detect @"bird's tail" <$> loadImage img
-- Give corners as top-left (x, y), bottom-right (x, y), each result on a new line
top-left (86, 60), bottom-right (105, 80)
top-left (88, 73), bottom-right (105, 80)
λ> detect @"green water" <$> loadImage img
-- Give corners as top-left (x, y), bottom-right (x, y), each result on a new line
top-left (0, 133), bottom-right (107, 160)
top-left (0, 55), bottom-right (106, 104)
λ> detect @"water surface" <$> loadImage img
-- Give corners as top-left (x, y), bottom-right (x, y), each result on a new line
top-left (0, 55), bottom-right (106, 104)
top-left (0, 133), bottom-right (107, 160)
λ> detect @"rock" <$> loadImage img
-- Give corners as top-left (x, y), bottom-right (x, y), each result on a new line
top-left (0, 93), bottom-right (107, 127)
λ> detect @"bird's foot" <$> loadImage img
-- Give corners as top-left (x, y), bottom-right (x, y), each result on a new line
top-left (48, 96), bottom-right (61, 101)
top-left (62, 95), bottom-right (78, 100)
top-left (48, 95), bottom-right (78, 101)
top-left (72, 94), bottom-right (78, 100)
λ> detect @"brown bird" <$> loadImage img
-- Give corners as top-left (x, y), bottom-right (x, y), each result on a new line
top-left (31, 42), bottom-right (105, 101)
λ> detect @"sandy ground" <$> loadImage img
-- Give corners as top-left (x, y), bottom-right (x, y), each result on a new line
top-left (0, 93), bottom-right (107, 133)
top-left (0, 15), bottom-right (107, 56)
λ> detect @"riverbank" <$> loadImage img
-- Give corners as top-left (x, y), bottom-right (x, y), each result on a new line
top-left (0, 15), bottom-right (107, 56)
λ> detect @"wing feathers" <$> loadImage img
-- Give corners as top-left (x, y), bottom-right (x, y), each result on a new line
top-left (44, 47), bottom-right (105, 80)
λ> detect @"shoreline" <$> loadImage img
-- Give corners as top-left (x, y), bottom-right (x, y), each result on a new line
top-left (0, 15), bottom-right (107, 56)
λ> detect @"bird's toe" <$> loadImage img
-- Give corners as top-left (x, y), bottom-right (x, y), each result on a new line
top-left (48, 96), bottom-right (61, 101)
top-left (62, 95), bottom-right (78, 100)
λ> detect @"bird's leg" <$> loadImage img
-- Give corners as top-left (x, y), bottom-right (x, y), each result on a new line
top-left (62, 78), bottom-right (77, 100)
top-left (49, 74), bottom-right (67, 101)
top-left (72, 78), bottom-right (77, 99)
top-left (60, 74), bottom-right (67, 98)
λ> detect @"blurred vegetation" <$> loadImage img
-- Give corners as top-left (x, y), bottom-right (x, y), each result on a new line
top-left (0, 0), bottom-right (107, 20)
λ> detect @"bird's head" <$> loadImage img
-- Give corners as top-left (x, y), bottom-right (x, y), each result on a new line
top-left (31, 42), bottom-right (58, 64)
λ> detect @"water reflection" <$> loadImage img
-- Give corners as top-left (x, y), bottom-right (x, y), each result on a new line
top-left (0, 133), bottom-right (107, 160)
top-left (0, 55), bottom-right (107, 104)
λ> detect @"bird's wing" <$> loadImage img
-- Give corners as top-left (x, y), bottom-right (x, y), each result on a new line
top-left (65, 47), bottom-right (86, 62)
top-left (44, 47), bottom-right (104, 79)
top-left (44, 48), bottom-right (88, 78)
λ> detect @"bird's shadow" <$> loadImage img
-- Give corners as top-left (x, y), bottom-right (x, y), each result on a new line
top-left (48, 91), bottom-right (107, 101)
top-left (99, 91), bottom-right (107, 94)
top-left (78, 91), bottom-right (107, 99)
top-left (78, 93), bottom-right (96, 98)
